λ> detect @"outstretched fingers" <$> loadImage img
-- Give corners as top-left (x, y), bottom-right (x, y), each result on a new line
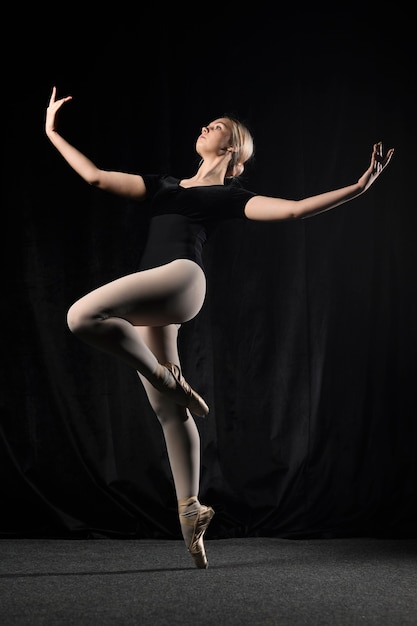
top-left (48, 86), bottom-right (73, 110)
top-left (373, 141), bottom-right (394, 174)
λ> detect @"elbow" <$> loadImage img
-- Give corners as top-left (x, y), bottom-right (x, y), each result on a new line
top-left (86, 171), bottom-right (103, 188)
top-left (287, 201), bottom-right (301, 220)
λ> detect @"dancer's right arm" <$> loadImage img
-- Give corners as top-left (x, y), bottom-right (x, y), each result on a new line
top-left (45, 87), bottom-right (146, 200)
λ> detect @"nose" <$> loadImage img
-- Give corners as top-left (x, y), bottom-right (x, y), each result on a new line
top-left (201, 126), bottom-right (208, 134)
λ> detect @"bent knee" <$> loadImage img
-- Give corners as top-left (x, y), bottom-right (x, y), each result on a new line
top-left (67, 303), bottom-right (97, 336)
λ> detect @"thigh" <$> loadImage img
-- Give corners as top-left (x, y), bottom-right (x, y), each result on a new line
top-left (71, 260), bottom-right (206, 327)
top-left (135, 324), bottom-right (181, 365)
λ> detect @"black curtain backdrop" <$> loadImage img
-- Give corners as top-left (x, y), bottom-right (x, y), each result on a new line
top-left (2, 4), bottom-right (416, 540)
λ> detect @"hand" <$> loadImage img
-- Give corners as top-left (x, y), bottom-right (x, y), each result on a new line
top-left (358, 142), bottom-right (395, 192)
top-left (45, 86), bottom-right (73, 135)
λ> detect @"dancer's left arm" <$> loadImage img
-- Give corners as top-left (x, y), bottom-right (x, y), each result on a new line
top-left (244, 142), bottom-right (394, 221)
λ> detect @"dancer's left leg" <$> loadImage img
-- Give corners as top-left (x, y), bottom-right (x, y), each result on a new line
top-left (136, 324), bottom-right (214, 568)
top-left (135, 324), bottom-right (201, 499)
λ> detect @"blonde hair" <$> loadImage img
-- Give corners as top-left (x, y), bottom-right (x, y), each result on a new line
top-left (225, 117), bottom-right (254, 178)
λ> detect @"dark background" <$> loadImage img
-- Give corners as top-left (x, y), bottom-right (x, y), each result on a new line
top-left (2, 3), bottom-right (416, 540)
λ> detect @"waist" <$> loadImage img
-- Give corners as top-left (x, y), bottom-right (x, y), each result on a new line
top-left (138, 214), bottom-right (207, 271)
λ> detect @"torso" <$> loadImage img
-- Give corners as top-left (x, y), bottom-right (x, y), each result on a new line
top-left (138, 174), bottom-right (256, 271)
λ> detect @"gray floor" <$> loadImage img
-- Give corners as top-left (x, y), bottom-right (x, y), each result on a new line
top-left (0, 537), bottom-right (416, 625)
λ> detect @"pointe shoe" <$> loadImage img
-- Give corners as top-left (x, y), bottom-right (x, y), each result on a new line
top-left (164, 362), bottom-right (209, 417)
top-left (180, 505), bottom-right (215, 569)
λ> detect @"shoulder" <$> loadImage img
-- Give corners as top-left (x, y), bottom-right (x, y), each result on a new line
top-left (141, 174), bottom-right (180, 196)
top-left (225, 178), bottom-right (256, 200)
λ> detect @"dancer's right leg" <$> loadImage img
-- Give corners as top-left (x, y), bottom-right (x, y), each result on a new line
top-left (66, 260), bottom-right (207, 410)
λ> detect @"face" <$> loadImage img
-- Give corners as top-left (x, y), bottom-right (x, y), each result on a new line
top-left (196, 118), bottom-right (233, 157)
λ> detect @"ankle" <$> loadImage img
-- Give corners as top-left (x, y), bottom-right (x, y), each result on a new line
top-left (153, 363), bottom-right (175, 390)
top-left (178, 496), bottom-right (200, 516)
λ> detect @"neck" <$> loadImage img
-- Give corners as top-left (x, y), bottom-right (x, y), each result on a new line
top-left (190, 157), bottom-right (229, 186)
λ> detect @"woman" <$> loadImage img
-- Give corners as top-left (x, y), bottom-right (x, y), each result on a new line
top-left (45, 86), bottom-right (394, 568)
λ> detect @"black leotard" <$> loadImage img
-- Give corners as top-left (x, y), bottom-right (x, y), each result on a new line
top-left (138, 175), bottom-right (256, 271)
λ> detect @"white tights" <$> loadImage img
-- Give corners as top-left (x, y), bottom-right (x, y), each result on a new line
top-left (66, 259), bottom-right (206, 500)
